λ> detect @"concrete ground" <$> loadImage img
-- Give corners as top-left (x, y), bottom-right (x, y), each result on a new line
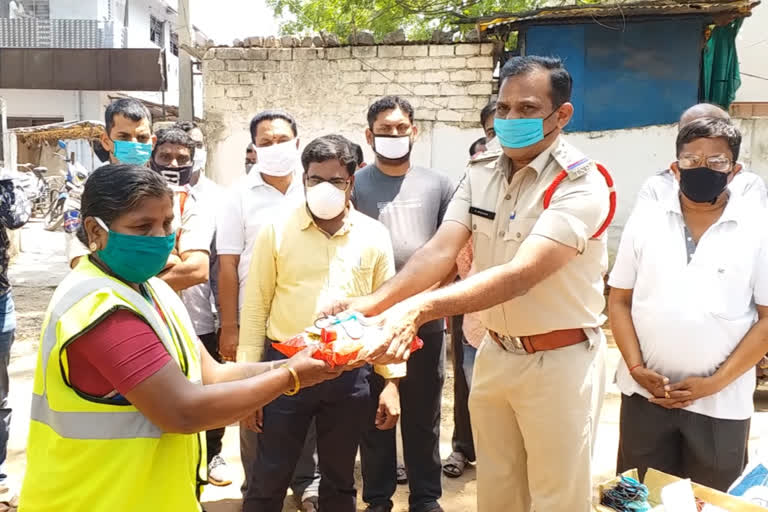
top-left (6, 220), bottom-right (768, 510)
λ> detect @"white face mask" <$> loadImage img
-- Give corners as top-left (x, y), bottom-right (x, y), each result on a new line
top-left (256, 140), bottom-right (299, 177)
top-left (373, 135), bottom-right (411, 160)
top-left (193, 148), bottom-right (207, 173)
top-left (306, 182), bottom-right (347, 220)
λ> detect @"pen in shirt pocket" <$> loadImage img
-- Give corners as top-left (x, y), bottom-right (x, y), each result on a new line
top-left (508, 211), bottom-right (516, 232)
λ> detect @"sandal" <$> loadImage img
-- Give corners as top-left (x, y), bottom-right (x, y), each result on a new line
top-left (397, 463), bottom-right (408, 485)
top-left (442, 451), bottom-right (468, 478)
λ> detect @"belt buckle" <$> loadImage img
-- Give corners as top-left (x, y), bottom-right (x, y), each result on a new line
top-left (499, 334), bottom-right (527, 354)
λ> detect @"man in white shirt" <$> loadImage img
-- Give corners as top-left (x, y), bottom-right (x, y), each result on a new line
top-left (216, 110), bottom-right (304, 361)
top-left (635, 103), bottom-right (766, 208)
top-left (215, 110), bottom-right (317, 511)
top-left (608, 117), bottom-right (768, 490)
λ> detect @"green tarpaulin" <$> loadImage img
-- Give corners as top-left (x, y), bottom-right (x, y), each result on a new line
top-left (701, 19), bottom-right (743, 109)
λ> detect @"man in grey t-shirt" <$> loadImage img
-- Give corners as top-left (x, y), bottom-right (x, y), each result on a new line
top-left (352, 96), bottom-right (454, 512)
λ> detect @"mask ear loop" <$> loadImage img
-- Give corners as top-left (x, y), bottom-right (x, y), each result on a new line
top-left (94, 217), bottom-right (110, 232)
top-left (90, 217), bottom-right (111, 252)
top-left (542, 104), bottom-right (563, 139)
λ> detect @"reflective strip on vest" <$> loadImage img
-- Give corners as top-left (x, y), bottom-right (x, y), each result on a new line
top-left (40, 277), bottom-right (182, 381)
top-left (30, 393), bottom-right (162, 439)
top-left (34, 276), bottom-right (187, 440)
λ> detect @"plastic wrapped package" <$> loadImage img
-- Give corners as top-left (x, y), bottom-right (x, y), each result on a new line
top-left (271, 311), bottom-right (424, 367)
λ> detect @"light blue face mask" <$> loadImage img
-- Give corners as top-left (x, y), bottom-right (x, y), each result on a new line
top-left (493, 107), bottom-right (560, 149)
top-left (112, 140), bottom-right (152, 166)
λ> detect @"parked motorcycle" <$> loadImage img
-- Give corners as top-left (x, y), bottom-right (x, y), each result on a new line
top-left (44, 161), bottom-right (89, 232)
top-left (17, 163), bottom-right (54, 217)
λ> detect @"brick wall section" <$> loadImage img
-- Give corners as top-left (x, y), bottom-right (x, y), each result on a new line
top-left (201, 43), bottom-right (498, 183)
top-left (204, 43), bottom-right (495, 124)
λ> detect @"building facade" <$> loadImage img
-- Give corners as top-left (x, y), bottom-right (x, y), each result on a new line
top-left (0, 0), bottom-right (205, 169)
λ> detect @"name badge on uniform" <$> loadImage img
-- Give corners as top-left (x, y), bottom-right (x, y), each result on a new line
top-left (469, 207), bottom-right (495, 220)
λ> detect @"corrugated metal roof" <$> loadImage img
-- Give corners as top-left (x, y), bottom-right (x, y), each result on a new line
top-left (472, 0), bottom-right (760, 32)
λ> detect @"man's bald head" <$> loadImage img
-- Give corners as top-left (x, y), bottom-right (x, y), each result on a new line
top-left (679, 103), bottom-right (730, 127)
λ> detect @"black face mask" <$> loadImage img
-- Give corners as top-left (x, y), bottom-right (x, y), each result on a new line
top-left (679, 167), bottom-right (729, 204)
top-left (151, 160), bottom-right (194, 186)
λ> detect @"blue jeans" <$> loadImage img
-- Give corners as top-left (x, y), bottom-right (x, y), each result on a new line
top-left (0, 292), bottom-right (16, 482)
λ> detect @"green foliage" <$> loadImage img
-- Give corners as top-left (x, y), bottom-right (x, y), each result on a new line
top-left (267, 0), bottom-right (533, 40)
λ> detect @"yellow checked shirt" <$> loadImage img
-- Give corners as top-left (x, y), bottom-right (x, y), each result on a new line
top-left (238, 204), bottom-right (406, 379)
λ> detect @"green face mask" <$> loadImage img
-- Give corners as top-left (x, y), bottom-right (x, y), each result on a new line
top-left (94, 217), bottom-right (176, 283)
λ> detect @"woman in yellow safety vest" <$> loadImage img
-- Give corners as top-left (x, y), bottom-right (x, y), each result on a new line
top-left (18, 164), bottom-right (343, 512)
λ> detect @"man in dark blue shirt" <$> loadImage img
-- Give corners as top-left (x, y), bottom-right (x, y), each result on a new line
top-left (351, 96), bottom-right (454, 512)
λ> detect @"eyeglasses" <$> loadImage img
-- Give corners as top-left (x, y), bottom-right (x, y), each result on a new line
top-left (678, 154), bottom-right (733, 172)
top-left (155, 153), bottom-right (192, 166)
top-left (306, 177), bottom-right (351, 191)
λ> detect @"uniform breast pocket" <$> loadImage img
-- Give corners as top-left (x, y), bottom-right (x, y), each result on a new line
top-left (470, 215), bottom-right (495, 270)
top-left (502, 218), bottom-right (538, 260)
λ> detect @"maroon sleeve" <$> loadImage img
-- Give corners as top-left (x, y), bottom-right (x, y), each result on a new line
top-left (67, 309), bottom-right (173, 397)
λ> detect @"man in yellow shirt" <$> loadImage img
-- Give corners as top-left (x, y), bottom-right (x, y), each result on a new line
top-left (239, 134), bottom-right (405, 512)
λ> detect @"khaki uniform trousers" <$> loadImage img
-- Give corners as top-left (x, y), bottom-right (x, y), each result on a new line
top-left (469, 330), bottom-right (606, 512)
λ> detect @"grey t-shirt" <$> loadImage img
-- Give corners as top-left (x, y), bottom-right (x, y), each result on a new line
top-left (353, 164), bottom-right (455, 332)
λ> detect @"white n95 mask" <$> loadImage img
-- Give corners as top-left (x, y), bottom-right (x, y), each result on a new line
top-left (306, 182), bottom-right (346, 220)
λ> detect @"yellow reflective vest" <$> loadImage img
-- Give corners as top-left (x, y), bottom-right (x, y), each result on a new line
top-left (19, 257), bottom-right (207, 511)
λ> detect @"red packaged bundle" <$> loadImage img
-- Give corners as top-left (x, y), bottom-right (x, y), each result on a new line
top-left (272, 313), bottom-right (424, 367)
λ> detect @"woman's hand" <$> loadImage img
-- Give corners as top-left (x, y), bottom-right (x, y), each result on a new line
top-left (286, 348), bottom-right (344, 389)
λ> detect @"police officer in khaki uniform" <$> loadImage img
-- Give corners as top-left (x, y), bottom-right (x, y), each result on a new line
top-left (332, 56), bottom-right (614, 512)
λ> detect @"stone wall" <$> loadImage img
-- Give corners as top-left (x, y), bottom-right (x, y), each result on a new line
top-left (201, 43), bottom-right (499, 185)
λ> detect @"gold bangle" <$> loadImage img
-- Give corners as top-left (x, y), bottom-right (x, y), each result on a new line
top-left (281, 364), bottom-right (300, 396)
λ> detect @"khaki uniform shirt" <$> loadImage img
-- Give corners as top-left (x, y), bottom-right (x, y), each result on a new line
top-left (444, 136), bottom-right (611, 338)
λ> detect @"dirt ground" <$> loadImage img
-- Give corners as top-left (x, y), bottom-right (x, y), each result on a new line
top-left (5, 222), bottom-right (768, 511)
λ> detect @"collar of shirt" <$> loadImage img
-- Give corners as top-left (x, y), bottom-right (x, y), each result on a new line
top-left (248, 169), bottom-right (302, 192)
top-left (663, 189), bottom-right (742, 226)
top-left (494, 136), bottom-right (561, 180)
top-left (297, 203), bottom-right (356, 238)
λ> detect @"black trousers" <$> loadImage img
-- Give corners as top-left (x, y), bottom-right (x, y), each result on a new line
top-left (617, 392), bottom-right (749, 491)
top-left (199, 332), bottom-right (225, 464)
top-left (244, 345), bottom-right (371, 512)
top-left (361, 328), bottom-right (445, 512)
top-left (449, 315), bottom-right (475, 462)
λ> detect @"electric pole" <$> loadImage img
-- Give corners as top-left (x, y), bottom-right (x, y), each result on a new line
top-left (0, 97), bottom-right (7, 169)
top-left (178, 0), bottom-right (194, 121)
